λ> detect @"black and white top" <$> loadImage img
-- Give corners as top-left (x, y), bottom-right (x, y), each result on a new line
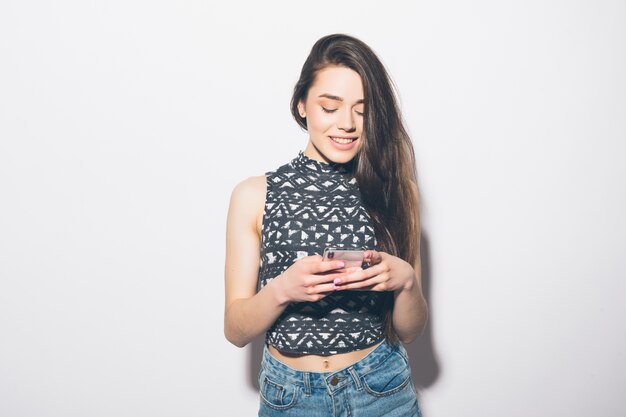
top-left (259, 152), bottom-right (386, 355)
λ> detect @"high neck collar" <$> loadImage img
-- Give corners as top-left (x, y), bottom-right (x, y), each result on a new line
top-left (291, 151), bottom-right (352, 176)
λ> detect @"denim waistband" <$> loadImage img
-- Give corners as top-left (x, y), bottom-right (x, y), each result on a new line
top-left (261, 339), bottom-right (405, 394)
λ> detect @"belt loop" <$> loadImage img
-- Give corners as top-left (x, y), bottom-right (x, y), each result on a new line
top-left (348, 367), bottom-right (362, 391)
top-left (303, 372), bottom-right (311, 396)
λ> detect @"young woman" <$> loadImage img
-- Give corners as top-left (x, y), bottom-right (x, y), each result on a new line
top-left (224, 34), bottom-right (428, 416)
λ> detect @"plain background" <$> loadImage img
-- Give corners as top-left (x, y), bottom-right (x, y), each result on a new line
top-left (1, 1), bottom-right (625, 416)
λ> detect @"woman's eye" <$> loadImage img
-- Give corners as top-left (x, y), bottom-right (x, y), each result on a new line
top-left (355, 110), bottom-right (364, 116)
top-left (322, 107), bottom-right (337, 113)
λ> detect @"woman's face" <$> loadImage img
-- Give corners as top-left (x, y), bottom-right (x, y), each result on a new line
top-left (298, 65), bottom-right (365, 164)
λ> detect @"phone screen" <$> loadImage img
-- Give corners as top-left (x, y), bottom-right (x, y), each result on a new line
top-left (322, 248), bottom-right (364, 268)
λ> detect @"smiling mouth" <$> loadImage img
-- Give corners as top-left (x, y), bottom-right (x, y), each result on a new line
top-left (330, 136), bottom-right (358, 144)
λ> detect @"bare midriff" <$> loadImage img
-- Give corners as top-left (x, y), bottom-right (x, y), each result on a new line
top-left (268, 342), bottom-right (382, 372)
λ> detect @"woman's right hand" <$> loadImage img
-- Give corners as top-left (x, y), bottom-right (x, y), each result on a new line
top-left (272, 255), bottom-right (354, 305)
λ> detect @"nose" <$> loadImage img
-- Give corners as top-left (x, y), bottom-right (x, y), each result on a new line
top-left (338, 108), bottom-right (356, 132)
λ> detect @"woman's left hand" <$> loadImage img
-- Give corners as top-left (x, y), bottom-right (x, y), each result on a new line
top-left (333, 250), bottom-right (416, 293)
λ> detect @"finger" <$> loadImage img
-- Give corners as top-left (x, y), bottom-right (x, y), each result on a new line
top-left (332, 268), bottom-right (366, 286)
top-left (370, 282), bottom-right (391, 291)
top-left (310, 282), bottom-right (338, 294)
top-left (364, 250), bottom-right (383, 265)
top-left (309, 270), bottom-right (346, 286)
top-left (336, 274), bottom-right (387, 291)
top-left (303, 291), bottom-right (330, 303)
top-left (321, 265), bottom-right (362, 275)
top-left (333, 264), bottom-right (385, 286)
top-left (315, 260), bottom-right (346, 274)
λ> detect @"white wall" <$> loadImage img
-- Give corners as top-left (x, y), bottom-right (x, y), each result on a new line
top-left (1, 1), bottom-right (624, 416)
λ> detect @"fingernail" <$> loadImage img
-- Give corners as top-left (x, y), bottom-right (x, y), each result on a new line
top-left (334, 278), bottom-right (342, 285)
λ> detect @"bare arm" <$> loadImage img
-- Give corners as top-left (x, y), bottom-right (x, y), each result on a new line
top-left (391, 182), bottom-right (428, 343)
top-left (224, 176), bottom-right (346, 348)
top-left (390, 254), bottom-right (428, 344)
top-left (223, 176), bottom-right (286, 347)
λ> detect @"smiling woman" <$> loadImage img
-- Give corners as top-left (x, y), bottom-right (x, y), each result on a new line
top-left (296, 66), bottom-right (365, 163)
top-left (224, 34), bottom-right (427, 416)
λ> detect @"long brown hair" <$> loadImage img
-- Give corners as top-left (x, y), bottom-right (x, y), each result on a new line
top-left (290, 34), bottom-right (421, 339)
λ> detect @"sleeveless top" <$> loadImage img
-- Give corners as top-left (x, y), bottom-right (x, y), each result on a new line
top-left (259, 152), bottom-right (386, 355)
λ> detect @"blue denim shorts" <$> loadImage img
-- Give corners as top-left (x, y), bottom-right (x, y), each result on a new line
top-left (258, 339), bottom-right (421, 417)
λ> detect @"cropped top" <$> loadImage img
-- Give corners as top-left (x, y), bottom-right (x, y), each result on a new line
top-left (259, 152), bottom-right (386, 355)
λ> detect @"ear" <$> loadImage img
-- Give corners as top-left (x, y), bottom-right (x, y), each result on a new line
top-left (297, 101), bottom-right (306, 118)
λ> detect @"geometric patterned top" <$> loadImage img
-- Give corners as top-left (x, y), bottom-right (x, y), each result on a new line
top-left (259, 152), bottom-right (386, 355)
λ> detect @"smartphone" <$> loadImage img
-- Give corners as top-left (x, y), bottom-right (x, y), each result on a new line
top-left (322, 247), bottom-right (364, 268)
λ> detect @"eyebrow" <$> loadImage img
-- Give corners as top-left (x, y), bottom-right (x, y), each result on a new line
top-left (318, 93), bottom-right (364, 104)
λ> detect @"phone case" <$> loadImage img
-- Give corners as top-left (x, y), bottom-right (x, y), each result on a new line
top-left (322, 248), bottom-right (364, 268)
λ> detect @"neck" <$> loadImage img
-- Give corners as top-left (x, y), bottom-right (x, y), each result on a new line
top-left (303, 143), bottom-right (331, 164)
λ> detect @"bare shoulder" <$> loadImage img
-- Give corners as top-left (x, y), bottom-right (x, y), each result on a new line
top-left (230, 175), bottom-right (266, 206)
top-left (228, 175), bottom-right (267, 231)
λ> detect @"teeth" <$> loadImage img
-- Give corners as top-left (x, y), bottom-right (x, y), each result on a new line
top-left (331, 137), bottom-right (355, 144)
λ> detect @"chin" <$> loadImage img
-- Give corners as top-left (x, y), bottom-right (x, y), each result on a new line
top-left (325, 144), bottom-right (361, 164)
top-left (326, 150), bottom-right (358, 164)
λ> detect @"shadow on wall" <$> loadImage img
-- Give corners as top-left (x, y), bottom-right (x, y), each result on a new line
top-left (407, 231), bottom-right (440, 389)
top-left (246, 231), bottom-right (440, 391)
top-left (248, 334), bottom-right (264, 390)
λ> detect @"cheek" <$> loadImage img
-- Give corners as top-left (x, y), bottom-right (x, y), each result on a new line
top-left (356, 117), bottom-right (364, 131)
top-left (306, 109), bottom-right (334, 133)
